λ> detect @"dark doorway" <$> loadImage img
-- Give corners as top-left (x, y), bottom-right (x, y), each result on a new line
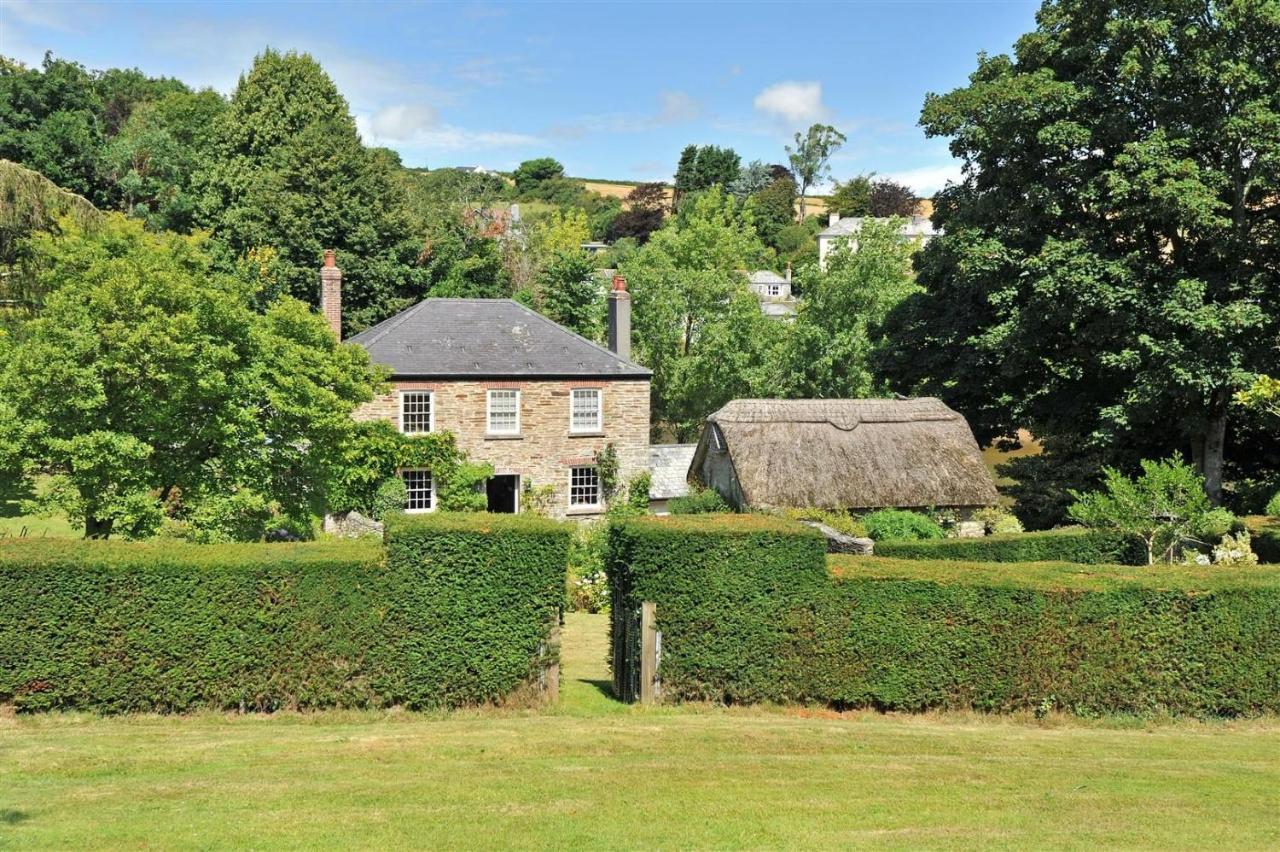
top-left (486, 474), bottom-right (520, 513)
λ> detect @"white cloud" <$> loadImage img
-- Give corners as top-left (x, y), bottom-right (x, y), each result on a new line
top-left (358, 104), bottom-right (538, 151)
top-left (882, 162), bottom-right (965, 195)
top-left (656, 90), bottom-right (700, 125)
top-left (552, 90), bottom-right (701, 138)
top-left (753, 81), bottom-right (827, 123)
top-left (368, 104), bottom-right (441, 139)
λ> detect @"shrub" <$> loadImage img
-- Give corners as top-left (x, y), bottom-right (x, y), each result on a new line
top-left (370, 476), bottom-right (407, 522)
top-left (625, 472), bottom-right (652, 512)
top-left (1211, 532), bottom-right (1258, 566)
top-left (874, 528), bottom-right (1147, 565)
top-left (327, 421), bottom-right (486, 517)
top-left (381, 513), bottom-right (570, 707)
top-left (185, 491), bottom-right (277, 543)
top-left (1, 513), bottom-right (570, 713)
top-left (1266, 491), bottom-right (1280, 517)
top-left (862, 509), bottom-right (944, 542)
top-left (668, 487), bottom-right (731, 515)
top-left (973, 506), bottom-right (1024, 535)
top-left (605, 515), bottom-right (1280, 716)
top-left (1069, 458), bottom-right (1212, 564)
top-left (1195, 507), bottom-right (1239, 541)
top-left (779, 507), bottom-right (868, 538)
top-left (567, 522), bottom-right (609, 613)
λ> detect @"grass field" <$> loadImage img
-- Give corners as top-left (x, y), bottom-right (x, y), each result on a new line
top-left (3, 613), bottom-right (1279, 849)
top-left (0, 479), bottom-right (77, 539)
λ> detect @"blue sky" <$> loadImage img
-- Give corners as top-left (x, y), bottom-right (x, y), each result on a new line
top-left (1, 0), bottom-right (1039, 193)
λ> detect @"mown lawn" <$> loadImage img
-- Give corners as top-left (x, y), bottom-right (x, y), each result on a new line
top-left (2, 613), bottom-right (1279, 850)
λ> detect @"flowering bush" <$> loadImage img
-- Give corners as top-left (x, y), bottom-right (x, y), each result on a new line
top-left (1212, 532), bottom-right (1258, 566)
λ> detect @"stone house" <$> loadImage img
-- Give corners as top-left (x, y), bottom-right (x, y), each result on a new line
top-left (321, 252), bottom-right (651, 518)
top-left (688, 398), bottom-right (998, 514)
top-left (817, 213), bottom-right (941, 270)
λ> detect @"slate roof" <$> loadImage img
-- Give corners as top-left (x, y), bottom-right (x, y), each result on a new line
top-left (347, 298), bottom-right (651, 379)
top-left (648, 444), bottom-right (697, 500)
top-left (747, 270), bottom-right (788, 285)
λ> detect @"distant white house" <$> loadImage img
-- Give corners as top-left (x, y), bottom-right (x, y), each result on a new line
top-left (745, 268), bottom-right (798, 319)
top-left (817, 213), bottom-right (941, 270)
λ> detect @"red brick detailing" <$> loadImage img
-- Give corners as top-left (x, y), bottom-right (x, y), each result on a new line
top-left (394, 381), bottom-right (437, 391)
top-left (560, 456), bottom-right (597, 466)
top-left (484, 381), bottom-right (528, 390)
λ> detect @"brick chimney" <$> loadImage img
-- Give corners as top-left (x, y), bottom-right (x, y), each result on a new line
top-left (607, 274), bottom-right (631, 362)
top-left (319, 249), bottom-right (341, 339)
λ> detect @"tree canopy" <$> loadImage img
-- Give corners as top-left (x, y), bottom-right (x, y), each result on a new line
top-left (879, 0), bottom-right (1280, 506)
top-left (620, 187), bottom-right (777, 439)
top-left (786, 124), bottom-right (846, 220)
top-left (0, 215), bottom-right (383, 537)
top-left (194, 49), bottom-right (423, 334)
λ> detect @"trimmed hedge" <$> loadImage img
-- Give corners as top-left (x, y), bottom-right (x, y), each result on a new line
top-left (607, 515), bottom-right (828, 702)
top-left (875, 528), bottom-right (1146, 565)
top-left (381, 512), bottom-right (569, 706)
top-left (0, 513), bottom-right (569, 713)
top-left (606, 515), bottom-right (1280, 716)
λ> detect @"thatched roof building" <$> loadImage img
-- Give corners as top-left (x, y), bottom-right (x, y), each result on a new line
top-left (688, 398), bottom-right (999, 511)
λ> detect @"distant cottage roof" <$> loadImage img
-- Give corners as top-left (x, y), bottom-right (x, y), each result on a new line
top-left (649, 444), bottom-right (697, 500)
top-left (691, 398), bottom-right (997, 510)
top-left (747, 270), bottom-right (788, 285)
top-left (348, 298), bottom-right (650, 379)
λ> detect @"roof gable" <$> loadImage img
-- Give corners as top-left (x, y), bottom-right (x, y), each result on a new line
top-left (348, 298), bottom-right (650, 379)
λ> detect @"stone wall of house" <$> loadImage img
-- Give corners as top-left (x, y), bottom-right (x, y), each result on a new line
top-left (354, 378), bottom-right (651, 519)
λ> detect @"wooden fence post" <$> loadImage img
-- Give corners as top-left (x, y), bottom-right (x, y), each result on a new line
top-left (544, 621), bottom-right (560, 703)
top-left (639, 600), bottom-right (658, 705)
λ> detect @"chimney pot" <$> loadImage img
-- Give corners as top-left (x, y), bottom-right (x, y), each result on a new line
top-left (323, 248), bottom-right (336, 268)
top-left (611, 274), bottom-right (628, 293)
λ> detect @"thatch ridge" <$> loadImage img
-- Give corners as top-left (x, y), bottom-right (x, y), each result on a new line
top-left (691, 398), bottom-right (999, 510)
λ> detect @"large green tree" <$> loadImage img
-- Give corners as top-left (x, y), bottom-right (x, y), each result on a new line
top-left (620, 187), bottom-right (778, 438)
top-left (673, 144), bottom-right (741, 206)
top-left (880, 0), bottom-right (1280, 504)
top-left (826, 174), bottom-right (873, 218)
top-left (785, 219), bottom-right (920, 398)
top-left (195, 49), bottom-right (423, 333)
top-left (0, 215), bottom-right (383, 538)
top-left (537, 249), bottom-right (602, 340)
top-left (0, 54), bottom-right (188, 208)
top-left (786, 124), bottom-right (846, 221)
top-left (99, 88), bottom-right (227, 232)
